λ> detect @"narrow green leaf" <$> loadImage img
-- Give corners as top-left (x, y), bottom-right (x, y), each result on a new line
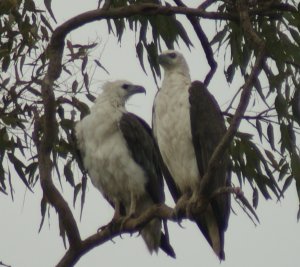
top-left (85, 93), bottom-right (96, 102)
top-left (279, 163), bottom-right (289, 181)
top-left (94, 59), bottom-right (109, 74)
top-left (84, 73), bottom-right (89, 91)
top-left (59, 215), bottom-right (67, 248)
top-left (264, 149), bottom-right (279, 170)
top-left (64, 161), bottom-right (75, 187)
top-left (73, 183), bottom-right (82, 207)
top-left (40, 14), bottom-right (54, 32)
top-left (292, 86), bottom-right (300, 126)
top-left (256, 119), bottom-right (263, 142)
top-left (210, 27), bottom-right (227, 46)
top-left (225, 63), bottom-right (235, 83)
top-left (136, 42), bottom-right (146, 73)
top-left (282, 175), bottom-right (293, 195)
top-left (252, 187), bottom-right (258, 209)
top-left (291, 153), bottom-right (300, 202)
top-left (2, 56), bottom-right (10, 72)
top-left (7, 153), bottom-right (32, 192)
top-left (80, 175), bottom-right (87, 220)
top-left (81, 55), bottom-right (88, 73)
top-left (72, 80), bottom-right (78, 93)
top-left (44, 0), bottom-right (57, 23)
top-left (275, 93), bottom-right (288, 120)
top-left (267, 123), bottom-right (275, 150)
top-left (38, 195), bottom-right (48, 232)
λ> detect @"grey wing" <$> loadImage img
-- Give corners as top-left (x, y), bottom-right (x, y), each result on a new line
top-left (189, 80), bottom-right (231, 245)
top-left (119, 113), bottom-right (164, 204)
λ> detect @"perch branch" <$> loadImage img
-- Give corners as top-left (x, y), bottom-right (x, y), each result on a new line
top-left (56, 186), bottom-right (250, 267)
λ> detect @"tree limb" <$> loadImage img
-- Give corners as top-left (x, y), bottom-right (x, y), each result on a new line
top-left (173, 0), bottom-right (217, 86)
top-left (199, 0), bottom-right (266, 194)
top-left (56, 186), bottom-right (249, 267)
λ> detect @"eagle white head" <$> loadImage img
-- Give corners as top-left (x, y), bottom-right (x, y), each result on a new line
top-left (158, 50), bottom-right (190, 76)
top-left (96, 80), bottom-right (146, 106)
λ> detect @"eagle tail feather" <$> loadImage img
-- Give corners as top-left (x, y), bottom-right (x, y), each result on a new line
top-left (159, 232), bottom-right (176, 258)
top-left (194, 205), bottom-right (225, 260)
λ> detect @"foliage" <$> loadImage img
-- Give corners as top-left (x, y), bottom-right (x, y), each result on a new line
top-left (1, 0), bottom-right (300, 265)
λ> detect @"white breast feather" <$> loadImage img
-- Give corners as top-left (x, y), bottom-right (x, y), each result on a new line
top-left (154, 73), bottom-right (199, 193)
top-left (76, 101), bottom-right (147, 210)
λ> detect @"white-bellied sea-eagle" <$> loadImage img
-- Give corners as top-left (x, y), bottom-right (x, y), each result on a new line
top-left (75, 80), bottom-right (175, 257)
top-left (152, 50), bottom-right (230, 260)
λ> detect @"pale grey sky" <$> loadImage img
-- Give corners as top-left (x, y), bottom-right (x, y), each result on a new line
top-left (1, 1), bottom-right (300, 267)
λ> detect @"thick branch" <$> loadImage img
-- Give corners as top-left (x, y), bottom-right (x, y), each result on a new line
top-left (199, 0), bottom-right (266, 194)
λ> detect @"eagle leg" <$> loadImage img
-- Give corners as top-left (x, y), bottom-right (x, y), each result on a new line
top-left (186, 192), bottom-right (209, 219)
top-left (97, 199), bottom-right (122, 233)
top-left (119, 192), bottom-right (138, 232)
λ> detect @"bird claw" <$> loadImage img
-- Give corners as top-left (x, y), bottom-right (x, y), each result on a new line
top-left (119, 213), bottom-right (136, 232)
top-left (173, 194), bottom-right (189, 219)
top-left (97, 218), bottom-right (116, 233)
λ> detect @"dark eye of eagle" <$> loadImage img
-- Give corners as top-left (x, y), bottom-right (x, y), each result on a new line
top-left (168, 53), bottom-right (177, 59)
top-left (122, 84), bottom-right (129, 89)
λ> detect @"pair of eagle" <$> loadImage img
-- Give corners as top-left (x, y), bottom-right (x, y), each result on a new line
top-left (76, 50), bottom-right (230, 260)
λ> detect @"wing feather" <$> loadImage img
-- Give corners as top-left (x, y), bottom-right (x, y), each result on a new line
top-left (189, 81), bottom-right (231, 259)
top-left (119, 113), bottom-right (164, 204)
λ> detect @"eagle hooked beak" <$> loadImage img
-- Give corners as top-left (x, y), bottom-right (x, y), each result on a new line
top-left (126, 84), bottom-right (146, 97)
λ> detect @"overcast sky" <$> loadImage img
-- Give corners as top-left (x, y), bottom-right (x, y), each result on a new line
top-left (1, 1), bottom-right (300, 267)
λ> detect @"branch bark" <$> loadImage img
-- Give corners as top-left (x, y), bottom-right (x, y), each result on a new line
top-left (199, 0), bottom-right (266, 194)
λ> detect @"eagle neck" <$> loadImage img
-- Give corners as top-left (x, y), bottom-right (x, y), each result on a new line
top-left (162, 69), bottom-right (191, 90)
top-left (94, 94), bottom-right (126, 112)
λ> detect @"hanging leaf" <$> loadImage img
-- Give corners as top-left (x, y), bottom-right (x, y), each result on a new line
top-left (291, 153), bottom-right (300, 202)
top-left (38, 195), bottom-right (48, 232)
top-left (73, 183), bottom-right (82, 207)
top-left (81, 55), bottom-right (88, 73)
top-left (267, 123), bottom-right (275, 150)
top-left (80, 175), bottom-right (87, 220)
top-left (7, 153), bottom-right (32, 192)
top-left (282, 175), bottom-right (293, 195)
top-left (256, 119), bottom-right (263, 142)
top-left (44, 0), bottom-right (57, 23)
top-left (252, 187), bottom-right (258, 209)
top-left (2, 56), bottom-right (11, 72)
top-left (64, 161), bottom-right (75, 187)
top-left (84, 73), bottom-right (89, 92)
top-left (94, 59), bottom-right (109, 74)
top-left (72, 80), bottom-right (79, 93)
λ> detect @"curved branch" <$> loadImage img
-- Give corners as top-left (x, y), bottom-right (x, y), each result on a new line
top-left (199, 0), bottom-right (266, 194)
top-left (56, 186), bottom-right (250, 267)
top-left (173, 0), bottom-right (217, 86)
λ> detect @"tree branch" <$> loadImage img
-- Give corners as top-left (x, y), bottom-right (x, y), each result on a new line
top-left (173, 0), bottom-right (217, 86)
top-left (199, 0), bottom-right (266, 194)
top-left (56, 186), bottom-right (250, 267)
